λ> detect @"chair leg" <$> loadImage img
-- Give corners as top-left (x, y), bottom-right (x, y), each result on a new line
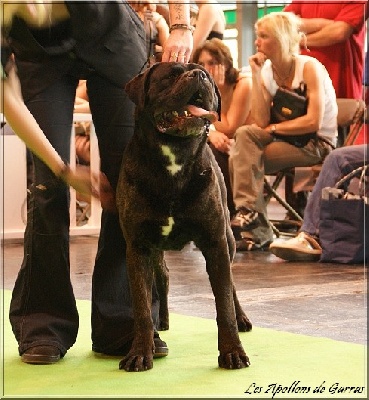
top-left (264, 175), bottom-right (303, 237)
top-left (264, 178), bottom-right (303, 222)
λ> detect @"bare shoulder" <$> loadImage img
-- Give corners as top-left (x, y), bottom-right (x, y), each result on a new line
top-left (237, 73), bottom-right (252, 87)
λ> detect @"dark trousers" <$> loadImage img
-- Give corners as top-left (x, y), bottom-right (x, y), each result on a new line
top-left (9, 69), bottom-right (159, 356)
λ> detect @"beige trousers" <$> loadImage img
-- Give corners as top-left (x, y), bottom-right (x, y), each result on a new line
top-left (229, 124), bottom-right (330, 244)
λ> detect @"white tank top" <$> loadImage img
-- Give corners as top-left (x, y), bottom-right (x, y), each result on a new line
top-left (262, 55), bottom-right (338, 144)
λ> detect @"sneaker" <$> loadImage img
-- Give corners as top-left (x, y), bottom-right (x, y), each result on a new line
top-left (269, 232), bottom-right (322, 261)
top-left (231, 207), bottom-right (259, 233)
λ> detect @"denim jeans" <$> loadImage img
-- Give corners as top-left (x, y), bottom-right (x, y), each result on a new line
top-left (301, 144), bottom-right (366, 237)
top-left (9, 69), bottom-right (160, 356)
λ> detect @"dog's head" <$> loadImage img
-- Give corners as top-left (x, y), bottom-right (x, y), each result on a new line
top-left (125, 62), bottom-right (221, 138)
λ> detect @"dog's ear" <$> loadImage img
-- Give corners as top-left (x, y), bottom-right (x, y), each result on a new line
top-left (202, 67), bottom-right (222, 121)
top-left (192, 63), bottom-right (222, 121)
top-left (213, 81), bottom-right (222, 121)
top-left (125, 63), bottom-right (160, 109)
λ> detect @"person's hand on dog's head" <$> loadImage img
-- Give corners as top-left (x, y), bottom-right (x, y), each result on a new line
top-left (162, 28), bottom-right (193, 63)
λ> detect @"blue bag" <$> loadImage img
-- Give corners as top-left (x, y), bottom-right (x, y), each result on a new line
top-left (319, 165), bottom-right (369, 264)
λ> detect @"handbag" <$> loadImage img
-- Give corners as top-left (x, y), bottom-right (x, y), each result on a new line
top-left (319, 165), bottom-right (369, 264)
top-left (271, 83), bottom-right (316, 148)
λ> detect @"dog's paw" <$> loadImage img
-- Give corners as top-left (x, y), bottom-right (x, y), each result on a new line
top-left (237, 314), bottom-right (253, 332)
top-left (218, 350), bottom-right (250, 369)
top-left (119, 353), bottom-right (154, 372)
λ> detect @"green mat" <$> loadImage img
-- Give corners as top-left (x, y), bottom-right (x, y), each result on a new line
top-left (2, 290), bottom-right (367, 398)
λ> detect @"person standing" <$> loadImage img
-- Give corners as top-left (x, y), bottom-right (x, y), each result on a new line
top-left (190, 0), bottom-right (226, 58)
top-left (284, 1), bottom-right (367, 100)
top-left (5, 1), bottom-right (193, 365)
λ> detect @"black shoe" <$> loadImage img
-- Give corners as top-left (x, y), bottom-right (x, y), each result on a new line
top-left (21, 345), bottom-right (61, 365)
top-left (231, 207), bottom-right (259, 233)
top-left (153, 331), bottom-right (169, 358)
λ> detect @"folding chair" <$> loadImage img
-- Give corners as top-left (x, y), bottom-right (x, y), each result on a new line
top-left (264, 98), bottom-right (366, 238)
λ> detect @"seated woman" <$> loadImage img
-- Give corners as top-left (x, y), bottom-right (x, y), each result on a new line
top-left (229, 11), bottom-right (337, 251)
top-left (192, 38), bottom-right (253, 218)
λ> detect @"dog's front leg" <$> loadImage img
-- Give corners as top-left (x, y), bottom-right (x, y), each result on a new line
top-left (202, 245), bottom-right (250, 369)
top-left (119, 248), bottom-right (155, 372)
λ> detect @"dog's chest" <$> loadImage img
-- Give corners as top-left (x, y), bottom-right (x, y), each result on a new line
top-left (160, 144), bottom-right (183, 175)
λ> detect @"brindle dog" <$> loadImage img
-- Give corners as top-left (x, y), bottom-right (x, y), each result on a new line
top-left (116, 62), bottom-right (252, 372)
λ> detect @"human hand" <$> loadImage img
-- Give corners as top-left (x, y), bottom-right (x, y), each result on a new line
top-left (249, 52), bottom-right (267, 73)
top-left (208, 130), bottom-right (231, 154)
top-left (162, 28), bottom-right (193, 63)
top-left (62, 165), bottom-right (100, 201)
top-left (209, 64), bottom-right (225, 90)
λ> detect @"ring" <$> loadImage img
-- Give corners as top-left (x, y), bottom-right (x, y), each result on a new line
top-left (171, 52), bottom-right (178, 58)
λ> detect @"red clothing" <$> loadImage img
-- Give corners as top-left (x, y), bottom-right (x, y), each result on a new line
top-left (284, 1), bottom-right (366, 99)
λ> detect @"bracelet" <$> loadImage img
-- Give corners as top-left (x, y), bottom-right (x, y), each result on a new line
top-left (58, 163), bottom-right (71, 182)
top-left (169, 24), bottom-right (195, 34)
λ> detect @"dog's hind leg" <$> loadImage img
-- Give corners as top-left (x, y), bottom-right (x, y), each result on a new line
top-left (154, 252), bottom-right (170, 331)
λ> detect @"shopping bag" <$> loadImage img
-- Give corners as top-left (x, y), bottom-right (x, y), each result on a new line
top-left (319, 165), bottom-right (369, 264)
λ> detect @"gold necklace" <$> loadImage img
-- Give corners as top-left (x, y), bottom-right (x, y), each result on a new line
top-left (272, 58), bottom-right (295, 86)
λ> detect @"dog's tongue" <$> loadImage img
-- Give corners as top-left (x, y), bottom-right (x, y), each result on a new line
top-left (186, 105), bottom-right (218, 123)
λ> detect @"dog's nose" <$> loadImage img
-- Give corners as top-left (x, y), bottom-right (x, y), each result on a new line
top-left (188, 69), bottom-right (208, 80)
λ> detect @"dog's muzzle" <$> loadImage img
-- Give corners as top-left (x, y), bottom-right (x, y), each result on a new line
top-left (154, 105), bottom-right (218, 137)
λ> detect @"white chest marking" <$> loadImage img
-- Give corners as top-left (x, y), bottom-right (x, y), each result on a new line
top-left (161, 145), bottom-right (183, 175)
top-left (161, 216), bottom-right (174, 236)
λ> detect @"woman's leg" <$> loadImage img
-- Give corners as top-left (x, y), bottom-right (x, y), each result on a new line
top-left (301, 144), bottom-right (366, 236)
top-left (9, 75), bottom-right (79, 357)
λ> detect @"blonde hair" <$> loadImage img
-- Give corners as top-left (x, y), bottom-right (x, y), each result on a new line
top-left (255, 12), bottom-right (302, 57)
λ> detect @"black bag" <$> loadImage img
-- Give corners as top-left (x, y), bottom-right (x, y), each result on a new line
top-left (319, 165), bottom-right (369, 264)
top-left (271, 83), bottom-right (316, 148)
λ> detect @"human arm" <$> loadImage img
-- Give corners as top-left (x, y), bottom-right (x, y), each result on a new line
top-left (161, 1), bottom-right (193, 62)
top-left (283, 4), bottom-right (332, 34)
top-left (265, 61), bottom-right (324, 136)
top-left (302, 20), bottom-right (354, 47)
top-left (154, 11), bottom-right (170, 47)
top-left (208, 128), bottom-right (232, 154)
top-left (2, 67), bottom-right (99, 197)
top-left (285, 2), bottom-right (365, 47)
top-left (248, 52), bottom-right (271, 128)
top-left (211, 69), bottom-right (252, 136)
top-left (74, 80), bottom-right (90, 113)
top-left (191, 4), bottom-right (219, 55)
top-left (74, 97), bottom-right (91, 113)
